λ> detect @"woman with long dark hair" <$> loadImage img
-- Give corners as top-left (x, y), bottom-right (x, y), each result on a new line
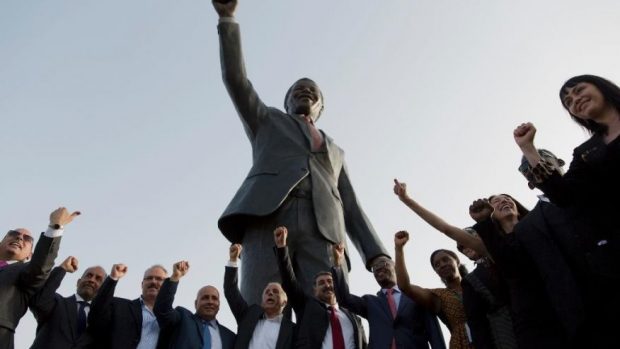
top-left (514, 75), bottom-right (620, 272)
top-left (394, 231), bottom-right (474, 349)
top-left (514, 74), bottom-right (620, 347)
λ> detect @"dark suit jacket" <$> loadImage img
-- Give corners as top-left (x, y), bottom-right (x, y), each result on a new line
top-left (473, 206), bottom-right (585, 348)
top-left (29, 266), bottom-right (96, 349)
top-left (224, 266), bottom-right (294, 349)
top-left (276, 247), bottom-right (366, 349)
top-left (216, 20), bottom-right (387, 269)
top-left (154, 278), bottom-right (235, 349)
top-left (0, 234), bottom-right (60, 349)
top-left (331, 266), bottom-right (445, 349)
top-left (87, 277), bottom-right (167, 349)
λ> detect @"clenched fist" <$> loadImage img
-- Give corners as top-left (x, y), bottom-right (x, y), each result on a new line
top-left (110, 263), bottom-right (128, 280)
top-left (229, 244), bottom-right (242, 262)
top-left (394, 231), bottom-right (410, 249)
top-left (60, 256), bottom-right (79, 273)
top-left (274, 226), bottom-right (288, 248)
top-left (171, 261), bottom-right (190, 282)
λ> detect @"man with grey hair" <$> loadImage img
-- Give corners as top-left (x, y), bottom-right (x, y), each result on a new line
top-left (29, 256), bottom-right (107, 349)
top-left (212, 0), bottom-right (388, 305)
top-left (224, 243), bottom-right (294, 349)
top-left (88, 264), bottom-right (169, 349)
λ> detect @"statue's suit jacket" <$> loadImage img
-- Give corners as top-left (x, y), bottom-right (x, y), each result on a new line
top-left (216, 21), bottom-right (387, 268)
top-left (0, 234), bottom-right (60, 349)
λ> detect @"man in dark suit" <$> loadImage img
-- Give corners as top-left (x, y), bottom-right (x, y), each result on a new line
top-left (212, 0), bottom-right (389, 304)
top-left (88, 263), bottom-right (169, 349)
top-left (0, 207), bottom-right (80, 349)
top-left (154, 260), bottom-right (235, 349)
top-left (274, 226), bottom-right (366, 349)
top-left (331, 245), bottom-right (445, 349)
top-left (224, 243), bottom-right (294, 349)
top-left (29, 256), bottom-right (106, 349)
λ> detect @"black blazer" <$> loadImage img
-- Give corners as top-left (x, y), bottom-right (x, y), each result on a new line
top-left (276, 247), bottom-right (366, 349)
top-left (29, 266), bottom-right (96, 349)
top-left (154, 278), bottom-right (235, 349)
top-left (0, 234), bottom-right (60, 349)
top-left (223, 266), bottom-right (294, 349)
top-left (87, 277), bottom-right (167, 349)
top-left (473, 207), bottom-right (584, 348)
top-left (331, 266), bottom-right (445, 349)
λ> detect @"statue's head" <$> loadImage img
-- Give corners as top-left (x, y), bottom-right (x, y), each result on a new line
top-left (284, 78), bottom-right (324, 122)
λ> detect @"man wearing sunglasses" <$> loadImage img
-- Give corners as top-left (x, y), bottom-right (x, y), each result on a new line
top-left (0, 207), bottom-right (80, 349)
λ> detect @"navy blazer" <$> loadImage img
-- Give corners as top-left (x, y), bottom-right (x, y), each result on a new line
top-left (30, 267), bottom-right (97, 349)
top-left (0, 234), bottom-right (60, 349)
top-left (332, 266), bottom-right (445, 349)
top-left (154, 279), bottom-right (235, 349)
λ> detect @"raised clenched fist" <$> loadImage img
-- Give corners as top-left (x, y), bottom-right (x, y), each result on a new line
top-left (394, 231), bottom-right (410, 248)
top-left (110, 263), bottom-right (128, 280)
top-left (274, 226), bottom-right (288, 248)
top-left (60, 256), bottom-right (79, 273)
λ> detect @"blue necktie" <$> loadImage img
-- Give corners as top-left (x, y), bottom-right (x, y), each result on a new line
top-left (76, 301), bottom-right (87, 336)
top-left (202, 322), bottom-right (212, 349)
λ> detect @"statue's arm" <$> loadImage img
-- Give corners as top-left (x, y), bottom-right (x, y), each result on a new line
top-left (217, 19), bottom-right (269, 139)
top-left (338, 164), bottom-right (389, 270)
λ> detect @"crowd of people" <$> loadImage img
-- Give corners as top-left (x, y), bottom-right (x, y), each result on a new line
top-left (3, 0), bottom-right (619, 349)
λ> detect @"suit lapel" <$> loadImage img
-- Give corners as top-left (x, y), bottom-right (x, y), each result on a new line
top-left (376, 290), bottom-right (394, 320)
top-left (289, 114), bottom-right (314, 150)
top-left (130, 299), bottom-right (143, 331)
top-left (193, 314), bottom-right (205, 345)
top-left (66, 295), bottom-right (78, 339)
top-left (275, 317), bottom-right (292, 349)
top-left (341, 307), bottom-right (361, 349)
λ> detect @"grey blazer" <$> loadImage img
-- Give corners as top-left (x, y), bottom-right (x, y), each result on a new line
top-left (0, 234), bottom-right (60, 337)
top-left (216, 21), bottom-right (387, 268)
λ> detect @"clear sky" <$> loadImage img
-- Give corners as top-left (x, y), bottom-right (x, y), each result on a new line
top-left (2, 1), bottom-right (618, 347)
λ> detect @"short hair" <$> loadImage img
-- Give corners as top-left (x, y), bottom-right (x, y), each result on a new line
top-left (81, 265), bottom-right (107, 279)
top-left (559, 74), bottom-right (620, 134)
top-left (456, 227), bottom-right (477, 253)
top-left (283, 78), bottom-right (325, 120)
top-left (312, 271), bottom-right (332, 286)
top-left (144, 264), bottom-right (168, 278)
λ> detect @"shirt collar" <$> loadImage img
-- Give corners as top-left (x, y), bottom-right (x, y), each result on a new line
top-left (75, 293), bottom-right (88, 304)
top-left (381, 286), bottom-right (400, 294)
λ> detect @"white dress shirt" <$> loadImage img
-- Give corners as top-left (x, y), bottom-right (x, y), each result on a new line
top-left (248, 314), bottom-right (283, 349)
top-left (321, 303), bottom-right (355, 349)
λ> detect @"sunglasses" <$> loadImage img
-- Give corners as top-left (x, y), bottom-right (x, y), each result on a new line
top-left (371, 260), bottom-right (393, 272)
top-left (6, 230), bottom-right (34, 244)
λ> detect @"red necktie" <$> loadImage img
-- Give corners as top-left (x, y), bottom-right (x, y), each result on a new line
top-left (304, 117), bottom-right (324, 151)
top-left (386, 288), bottom-right (397, 318)
top-left (0, 260), bottom-right (8, 269)
top-left (386, 289), bottom-right (397, 349)
top-left (329, 306), bottom-right (345, 349)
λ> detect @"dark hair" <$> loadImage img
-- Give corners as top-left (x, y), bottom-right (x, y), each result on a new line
top-left (456, 227), bottom-right (477, 253)
top-left (284, 78), bottom-right (325, 119)
top-left (313, 271), bottom-right (332, 286)
top-left (559, 75), bottom-right (620, 134)
top-left (429, 249), bottom-right (468, 285)
top-left (488, 194), bottom-right (530, 220)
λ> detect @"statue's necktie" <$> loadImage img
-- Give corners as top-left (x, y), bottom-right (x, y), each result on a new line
top-left (304, 117), bottom-right (324, 151)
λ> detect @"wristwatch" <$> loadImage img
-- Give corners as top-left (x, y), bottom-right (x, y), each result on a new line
top-left (49, 224), bottom-right (63, 230)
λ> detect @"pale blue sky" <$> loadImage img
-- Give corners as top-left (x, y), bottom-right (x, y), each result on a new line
top-left (2, 1), bottom-right (619, 347)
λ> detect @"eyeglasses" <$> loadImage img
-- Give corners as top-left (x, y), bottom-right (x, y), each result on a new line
top-left (371, 260), bottom-right (393, 272)
top-left (6, 230), bottom-right (34, 244)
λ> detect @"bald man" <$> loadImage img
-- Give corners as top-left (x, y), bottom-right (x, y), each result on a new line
top-left (29, 256), bottom-right (106, 349)
top-left (0, 207), bottom-right (80, 349)
top-left (154, 261), bottom-right (235, 349)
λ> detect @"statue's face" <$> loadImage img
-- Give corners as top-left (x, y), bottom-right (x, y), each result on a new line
top-left (286, 79), bottom-right (323, 120)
